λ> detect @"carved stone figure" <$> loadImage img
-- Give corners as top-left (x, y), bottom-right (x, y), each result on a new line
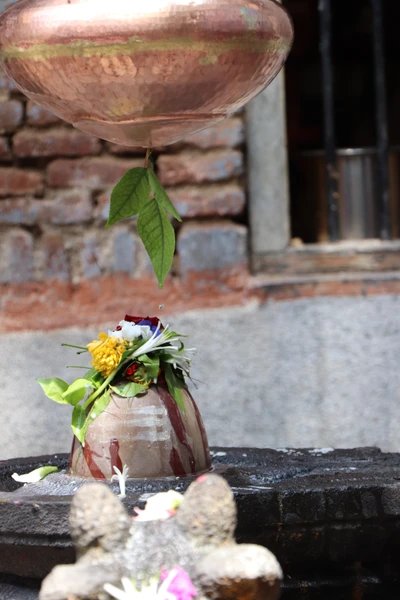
top-left (40, 474), bottom-right (282, 600)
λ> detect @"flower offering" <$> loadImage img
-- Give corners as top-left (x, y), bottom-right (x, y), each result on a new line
top-left (37, 315), bottom-right (195, 446)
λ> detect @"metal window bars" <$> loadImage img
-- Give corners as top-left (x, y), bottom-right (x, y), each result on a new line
top-left (318, 0), bottom-right (391, 241)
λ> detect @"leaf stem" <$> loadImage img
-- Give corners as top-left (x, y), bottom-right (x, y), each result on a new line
top-left (62, 343), bottom-right (88, 351)
top-left (144, 148), bottom-right (153, 169)
top-left (82, 357), bottom-right (130, 409)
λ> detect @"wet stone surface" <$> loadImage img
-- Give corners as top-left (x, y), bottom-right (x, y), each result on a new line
top-left (2, 447), bottom-right (400, 598)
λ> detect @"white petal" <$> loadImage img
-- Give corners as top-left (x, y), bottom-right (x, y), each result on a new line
top-left (12, 466), bottom-right (58, 483)
top-left (121, 578), bottom-right (137, 594)
top-left (138, 325), bottom-right (152, 340)
top-left (104, 582), bottom-right (130, 600)
top-left (109, 329), bottom-right (123, 338)
top-left (121, 323), bottom-right (142, 342)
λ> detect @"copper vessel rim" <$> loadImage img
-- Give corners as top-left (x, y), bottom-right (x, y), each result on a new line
top-left (74, 112), bottom-right (226, 124)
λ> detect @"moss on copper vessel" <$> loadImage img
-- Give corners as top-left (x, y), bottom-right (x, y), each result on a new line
top-left (0, 35), bottom-right (291, 62)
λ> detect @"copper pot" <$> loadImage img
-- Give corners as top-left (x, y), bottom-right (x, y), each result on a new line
top-left (0, 0), bottom-right (293, 147)
top-left (70, 382), bottom-right (211, 479)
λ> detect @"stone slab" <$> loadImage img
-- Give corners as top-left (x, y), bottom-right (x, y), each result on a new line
top-left (2, 446), bottom-right (400, 600)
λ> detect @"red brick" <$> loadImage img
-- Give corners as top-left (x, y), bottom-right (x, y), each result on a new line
top-left (179, 118), bottom-right (244, 150)
top-left (47, 157), bottom-right (143, 189)
top-left (157, 150), bottom-right (243, 185)
top-left (0, 99), bottom-right (23, 132)
top-left (13, 128), bottom-right (101, 158)
top-left (43, 189), bottom-right (93, 224)
top-left (0, 272), bottom-right (252, 332)
top-left (0, 167), bottom-right (43, 196)
top-left (0, 136), bottom-right (11, 161)
top-left (26, 100), bottom-right (61, 126)
top-left (106, 143), bottom-right (145, 156)
top-left (108, 227), bottom-right (137, 274)
top-left (0, 197), bottom-right (35, 224)
top-left (0, 189), bottom-right (93, 225)
top-left (107, 143), bottom-right (166, 155)
top-left (37, 232), bottom-right (69, 281)
top-left (94, 189), bottom-right (112, 221)
top-left (0, 229), bottom-right (34, 283)
top-left (178, 220), bottom-right (248, 274)
top-left (79, 233), bottom-right (102, 279)
top-left (167, 184), bottom-right (245, 218)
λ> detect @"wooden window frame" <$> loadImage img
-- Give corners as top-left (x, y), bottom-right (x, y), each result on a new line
top-left (246, 73), bottom-right (400, 279)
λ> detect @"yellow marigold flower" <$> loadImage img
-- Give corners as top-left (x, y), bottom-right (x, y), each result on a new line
top-left (87, 332), bottom-right (127, 377)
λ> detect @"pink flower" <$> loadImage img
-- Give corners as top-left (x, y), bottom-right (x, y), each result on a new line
top-left (160, 567), bottom-right (197, 600)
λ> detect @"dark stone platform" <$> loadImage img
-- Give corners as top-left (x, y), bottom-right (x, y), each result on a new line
top-left (1, 446), bottom-right (400, 598)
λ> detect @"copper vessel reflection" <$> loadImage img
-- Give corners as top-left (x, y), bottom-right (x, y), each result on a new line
top-left (0, 0), bottom-right (293, 147)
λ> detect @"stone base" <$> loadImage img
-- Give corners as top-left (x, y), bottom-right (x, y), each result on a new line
top-left (2, 447), bottom-right (400, 598)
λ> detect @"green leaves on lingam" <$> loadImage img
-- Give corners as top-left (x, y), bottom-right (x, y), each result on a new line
top-left (106, 164), bottom-right (182, 288)
top-left (72, 389), bottom-right (112, 446)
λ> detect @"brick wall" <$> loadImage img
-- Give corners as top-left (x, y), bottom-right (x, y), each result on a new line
top-left (0, 66), bottom-right (250, 331)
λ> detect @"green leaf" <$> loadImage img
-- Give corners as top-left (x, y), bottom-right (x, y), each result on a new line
top-left (137, 198), bottom-right (175, 288)
top-left (148, 170), bottom-right (182, 222)
top-left (12, 466), bottom-right (58, 483)
top-left (72, 390), bottom-right (112, 446)
top-left (110, 382), bottom-right (148, 397)
top-left (36, 378), bottom-right (70, 404)
top-left (83, 368), bottom-right (104, 388)
top-left (83, 367), bottom-right (97, 380)
top-left (71, 404), bottom-right (87, 445)
top-left (62, 378), bottom-right (94, 406)
top-left (106, 167), bottom-right (150, 227)
top-left (138, 354), bottom-right (160, 380)
top-left (120, 338), bottom-right (146, 362)
top-left (165, 364), bottom-right (186, 418)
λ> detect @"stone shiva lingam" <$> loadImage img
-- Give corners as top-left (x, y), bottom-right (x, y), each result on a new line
top-left (40, 473), bottom-right (283, 600)
top-left (35, 314), bottom-right (211, 480)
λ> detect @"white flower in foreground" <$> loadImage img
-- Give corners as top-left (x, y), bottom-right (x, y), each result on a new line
top-left (133, 490), bottom-right (184, 521)
top-left (111, 464), bottom-right (129, 499)
top-left (12, 466), bottom-right (58, 484)
top-left (131, 324), bottom-right (180, 359)
top-left (162, 347), bottom-right (196, 376)
top-left (104, 568), bottom-right (197, 600)
top-left (105, 576), bottom-right (159, 600)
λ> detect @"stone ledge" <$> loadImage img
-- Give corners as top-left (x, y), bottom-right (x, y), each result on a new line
top-left (4, 270), bottom-right (400, 333)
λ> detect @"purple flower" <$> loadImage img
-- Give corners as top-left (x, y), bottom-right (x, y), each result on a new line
top-left (138, 319), bottom-right (162, 336)
top-left (160, 567), bottom-right (197, 600)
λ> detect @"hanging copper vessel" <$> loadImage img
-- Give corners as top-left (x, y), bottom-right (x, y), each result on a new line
top-left (0, 0), bottom-right (293, 147)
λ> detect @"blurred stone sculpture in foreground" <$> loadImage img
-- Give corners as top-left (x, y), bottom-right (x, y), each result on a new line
top-left (40, 473), bottom-right (282, 600)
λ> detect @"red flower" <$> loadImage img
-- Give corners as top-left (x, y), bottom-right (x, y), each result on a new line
top-left (126, 363), bottom-right (139, 377)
